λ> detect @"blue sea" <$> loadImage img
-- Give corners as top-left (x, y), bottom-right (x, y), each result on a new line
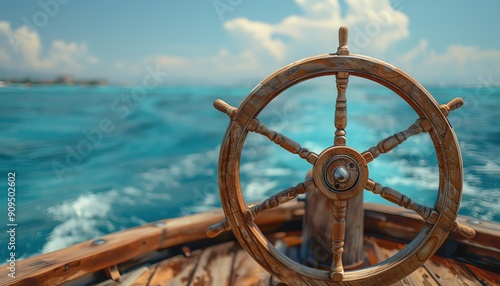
top-left (1, 81), bottom-right (499, 261)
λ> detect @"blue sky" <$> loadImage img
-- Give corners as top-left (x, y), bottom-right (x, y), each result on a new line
top-left (0, 0), bottom-right (499, 85)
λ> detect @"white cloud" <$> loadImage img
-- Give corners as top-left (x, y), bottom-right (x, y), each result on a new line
top-left (113, 54), bottom-right (187, 78)
top-left (141, 0), bottom-right (409, 83)
top-left (113, 48), bottom-right (261, 83)
top-left (206, 0), bottom-right (500, 84)
top-left (398, 39), bottom-right (428, 64)
top-left (225, 18), bottom-right (286, 61)
top-left (3, 1), bottom-right (499, 84)
top-left (210, 48), bottom-right (260, 73)
top-left (426, 45), bottom-right (500, 78)
top-left (144, 55), bottom-right (187, 70)
top-left (224, 0), bottom-right (409, 62)
top-left (396, 41), bottom-right (500, 83)
top-left (0, 20), bottom-right (99, 77)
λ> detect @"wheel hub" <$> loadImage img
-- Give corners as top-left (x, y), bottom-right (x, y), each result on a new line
top-left (313, 146), bottom-right (368, 201)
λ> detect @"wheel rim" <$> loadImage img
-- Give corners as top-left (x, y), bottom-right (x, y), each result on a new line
top-left (217, 53), bottom-right (463, 285)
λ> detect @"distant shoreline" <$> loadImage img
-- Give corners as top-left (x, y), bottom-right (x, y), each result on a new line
top-left (0, 75), bottom-right (107, 87)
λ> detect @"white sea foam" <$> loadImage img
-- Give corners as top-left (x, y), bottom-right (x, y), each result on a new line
top-left (43, 190), bottom-right (122, 253)
top-left (241, 162), bottom-right (292, 177)
top-left (42, 184), bottom-right (174, 253)
top-left (137, 146), bottom-right (220, 216)
top-left (244, 179), bottom-right (279, 202)
top-left (188, 192), bottom-right (218, 214)
top-left (472, 160), bottom-right (500, 175)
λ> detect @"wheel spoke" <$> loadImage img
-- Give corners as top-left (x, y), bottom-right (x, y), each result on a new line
top-left (206, 180), bottom-right (316, 238)
top-left (365, 179), bottom-right (434, 220)
top-left (248, 118), bottom-right (318, 164)
top-left (330, 200), bottom-right (346, 281)
top-left (361, 118), bottom-right (431, 163)
top-left (334, 71), bottom-right (349, 146)
top-left (214, 99), bottom-right (318, 164)
top-left (334, 26), bottom-right (349, 147)
top-left (361, 98), bottom-right (465, 163)
top-left (365, 179), bottom-right (476, 238)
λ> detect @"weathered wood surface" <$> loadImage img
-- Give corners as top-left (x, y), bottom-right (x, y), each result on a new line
top-left (189, 241), bottom-right (236, 285)
top-left (93, 232), bottom-right (498, 286)
top-left (363, 203), bottom-right (500, 272)
top-left (94, 242), bottom-right (271, 286)
top-left (0, 201), bottom-right (497, 285)
top-left (230, 244), bottom-right (271, 285)
top-left (301, 190), bottom-right (365, 270)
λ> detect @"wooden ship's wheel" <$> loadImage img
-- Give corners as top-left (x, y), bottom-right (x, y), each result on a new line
top-left (207, 27), bottom-right (476, 285)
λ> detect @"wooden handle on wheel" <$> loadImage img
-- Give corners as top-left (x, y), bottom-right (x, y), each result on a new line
top-left (214, 99), bottom-right (237, 119)
top-left (452, 220), bottom-right (476, 239)
top-left (206, 218), bottom-right (230, 238)
top-left (440, 97), bottom-right (464, 117)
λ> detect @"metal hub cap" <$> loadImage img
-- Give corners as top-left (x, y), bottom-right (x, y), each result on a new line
top-left (333, 166), bottom-right (349, 183)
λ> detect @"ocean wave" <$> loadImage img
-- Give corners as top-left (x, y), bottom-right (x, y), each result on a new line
top-left (42, 185), bottom-right (172, 253)
top-left (43, 190), bottom-right (131, 253)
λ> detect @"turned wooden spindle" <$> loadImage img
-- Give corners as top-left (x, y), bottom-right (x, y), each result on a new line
top-left (214, 99), bottom-right (318, 164)
top-left (337, 26), bottom-right (349, 55)
top-left (362, 119), bottom-right (431, 163)
top-left (440, 97), bottom-right (464, 117)
top-left (365, 180), bottom-right (433, 220)
top-left (334, 26), bottom-right (349, 146)
top-left (366, 180), bottom-right (476, 239)
top-left (207, 180), bottom-right (315, 238)
top-left (362, 97), bottom-right (464, 163)
top-left (331, 200), bottom-right (346, 281)
top-left (334, 72), bottom-right (349, 146)
top-left (214, 99), bottom-right (237, 119)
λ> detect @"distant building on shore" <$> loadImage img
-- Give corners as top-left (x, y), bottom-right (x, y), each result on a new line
top-left (55, 75), bottom-right (75, 85)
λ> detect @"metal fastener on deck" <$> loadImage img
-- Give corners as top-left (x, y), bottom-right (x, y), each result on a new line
top-left (91, 238), bottom-right (107, 245)
top-left (153, 222), bottom-right (165, 227)
top-left (182, 246), bottom-right (191, 257)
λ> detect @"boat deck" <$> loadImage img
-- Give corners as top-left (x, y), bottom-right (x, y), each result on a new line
top-left (95, 234), bottom-right (499, 286)
top-left (2, 202), bottom-right (498, 286)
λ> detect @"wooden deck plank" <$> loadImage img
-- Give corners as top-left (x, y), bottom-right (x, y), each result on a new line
top-left (375, 240), bottom-right (439, 286)
top-left (94, 266), bottom-right (149, 286)
top-left (188, 241), bottom-right (237, 286)
top-left (398, 266), bottom-right (439, 286)
top-left (230, 246), bottom-right (271, 286)
top-left (363, 237), bottom-right (386, 266)
top-left (424, 256), bottom-right (484, 286)
top-left (128, 266), bottom-right (157, 286)
top-left (148, 249), bottom-right (202, 286)
top-left (463, 263), bottom-right (500, 285)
